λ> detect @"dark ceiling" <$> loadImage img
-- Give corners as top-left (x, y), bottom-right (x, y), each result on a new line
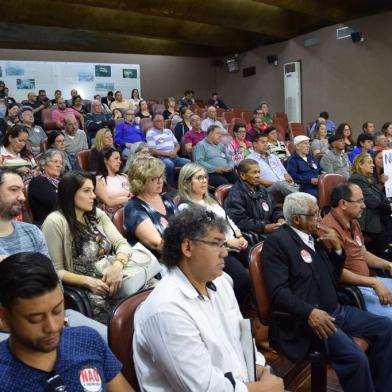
top-left (0, 0), bottom-right (391, 57)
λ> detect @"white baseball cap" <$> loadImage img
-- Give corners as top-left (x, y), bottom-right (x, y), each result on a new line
top-left (293, 135), bottom-right (310, 145)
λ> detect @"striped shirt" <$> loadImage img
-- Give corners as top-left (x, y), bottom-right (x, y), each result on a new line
top-left (146, 127), bottom-right (178, 152)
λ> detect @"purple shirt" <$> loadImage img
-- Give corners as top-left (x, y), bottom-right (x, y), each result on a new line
top-left (183, 129), bottom-right (207, 147)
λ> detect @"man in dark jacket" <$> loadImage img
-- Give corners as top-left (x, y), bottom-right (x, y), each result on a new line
top-left (224, 159), bottom-right (284, 241)
top-left (263, 191), bottom-right (392, 392)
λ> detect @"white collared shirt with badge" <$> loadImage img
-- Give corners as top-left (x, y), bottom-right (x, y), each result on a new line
top-left (133, 267), bottom-right (265, 392)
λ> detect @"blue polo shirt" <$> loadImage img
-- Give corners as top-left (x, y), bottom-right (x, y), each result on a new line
top-left (114, 121), bottom-right (145, 148)
top-left (0, 327), bottom-right (121, 391)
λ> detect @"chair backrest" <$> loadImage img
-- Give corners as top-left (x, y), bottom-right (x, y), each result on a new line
top-left (42, 108), bottom-right (58, 132)
top-left (271, 123), bottom-right (286, 141)
top-left (241, 111), bottom-right (253, 123)
top-left (214, 184), bottom-right (233, 206)
top-left (232, 118), bottom-right (246, 126)
top-left (76, 149), bottom-right (91, 171)
top-left (223, 111), bottom-right (236, 123)
top-left (289, 122), bottom-right (307, 138)
top-left (286, 140), bottom-right (296, 155)
top-left (140, 118), bottom-right (153, 134)
top-left (113, 207), bottom-right (125, 236)
top-left (40, 138), bottom-right (48, 153)
top-left (108, 289), bottom-right (153, 390)
top-left (318, 173), bottom-right (347, 209)
top-left (248, 242), bottom-right (270, 324)
top-left (273, 112), bottom-right (289, 131)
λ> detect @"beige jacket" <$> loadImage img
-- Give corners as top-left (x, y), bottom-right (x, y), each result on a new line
top-left (42, 208), bottom-right (131, 278)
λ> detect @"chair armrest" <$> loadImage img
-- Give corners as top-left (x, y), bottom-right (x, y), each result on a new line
top-left (337, 284), bottom-right (367, 311)
top-left (63, 284), bottom-right (93, 318)
top-left (242, 231), bottom-right (266, 247)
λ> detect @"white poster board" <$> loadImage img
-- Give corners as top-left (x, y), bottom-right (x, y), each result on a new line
top-left (0, 60), bottom-right (140, 102)
top-left (383, 149), bottom-right (392, 198)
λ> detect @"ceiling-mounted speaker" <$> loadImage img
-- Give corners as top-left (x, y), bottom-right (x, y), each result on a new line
top-left (351, 31), bottom-right (364, 43)
top-left (267, 56), bottom-right (278, 66)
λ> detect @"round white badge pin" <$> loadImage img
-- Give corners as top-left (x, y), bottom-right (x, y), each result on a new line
top-left (262, 202), bottom-right (269, 212)
top-left (79, 368), bottom-right (103, 392)
top-left (300, 249), bottom-right (312, 263)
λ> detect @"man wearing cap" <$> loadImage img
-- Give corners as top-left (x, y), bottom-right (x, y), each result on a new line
top-left (348, 133), bottom-right (374, 163)
top-left (320, 134), bottom-right (351, 179)
top-left (286, 135), bottom-right (321, 198)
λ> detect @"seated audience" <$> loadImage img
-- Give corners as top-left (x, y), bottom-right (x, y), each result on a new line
top-left (201, 106), bottom-right (226, 133)
top-left (173, 106), bottom-right (192, 145)
top-left (71, 94), bottom-right (88, 119)
top-left (349, 133), bottom-right (374, 163)
top-left (129, 88), bottom-right (142, 110)
top-left (177, 163), bottom-right (251, 304)
top-left (182, 113), bottom-right (207, 155)
top-left (63, 114), bottom-right (88, 169)
top-left (246, 116), bottom-right (266, 142)
top-left (146, 114), bottom-right (190, 188)
top-left (133, 206), bottom-right (283, 392)
top-left (258, 101), bottom-right (273, 125)
top-left (135, 99), bottom-right (153, 120)
top-left (382, 121), bottom-right (392, 147)
top-left (286, 135), bottom-right (321, 197)
top-left (85, 99), bottom-right (115, 142)
top-left (207, 92), bottom-right (229, 110)
top-left (373, 131), bottom-right (388, 151)
top-left (336, 122), bottom-right (355, 153)
top-left (266, 125), bottom-right (289, 161)
top-left (124, 157), bottom-right (176, 255)
top-left (249, 133), bottom-right (298, 196)
top-left (123, 142), bottom-right (150, 173)
top-left (0, 125), bottom-right (37, 177)
top-left (228, 123), bottom-right (253, 166)
top-left (177, 90), bottom-right (195, 107)
top-left (322, 182), bottom-right (392, 318)
top-left (95, 147), bottom-right (130, 218)
top-left (372, 150), bottom-right (388, 191)
top-left (195, 125), bottom-right (236, 188)
top-left (28, 149), bottom-right (63, 225)
top-left (262, 191), bottom-right (392, 392)
top-left (114, 109), bottom-right (145, 158)
top-left (349, 153), bottom-right (392, 257)
top-left (0, 252), bottom-right (134, 391)
top-left (320, 133), bottom-right (351, 179)
top-left (19, 106), bottom-right (47, 156)
top-left (110, 90), bottom-right (131, 111)
top-left (42, 171), bottom-right (132, 323)
top-left (88, 127), bottom-right (114, 172)
top-left (224, 159), bottom-right (285, 241)
top-left (52, 97), bottom-right (84, 129)
top-left (310, 122), bottom-right (329, 155)
top-left (47, 130), bottom-right (72, 172)
top-left (309, 111), bottom-right (335, 135)
top-left (162, 96), bottom-right (178, 120)
top-left (4, 102), bottom-right (20, 129)
top-left (362, 121), bottom-right (376, 135)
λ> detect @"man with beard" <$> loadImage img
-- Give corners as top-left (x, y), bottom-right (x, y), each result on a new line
top-left (0, 252), bottom-right (134, 391)
top-left (0, 168), bottom-right (107, 343)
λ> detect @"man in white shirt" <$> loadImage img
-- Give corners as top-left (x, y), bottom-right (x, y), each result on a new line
top-left (201, 106), bottom-right (226, 132)
top-left (248, 133), bottom-right (298, 197)
top-left (133, 206), bottom-right (284, 392)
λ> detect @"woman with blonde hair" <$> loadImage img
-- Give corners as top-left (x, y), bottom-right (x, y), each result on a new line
top-left (88, 127), bottom-right (114, 172)
top-left (177, 162), bottom-right (251, 304)
top-left (310, 122), bottom-right (329, 155)
top-left (349, 153), bottom-right (392, 256)
top-left (124, 156), bottom-right (176, 255)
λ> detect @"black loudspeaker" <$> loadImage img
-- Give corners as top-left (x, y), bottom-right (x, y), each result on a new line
top-left (267, 56), bottom-right (278, 66)
top-left (351, 32), bottom-right (364, 43)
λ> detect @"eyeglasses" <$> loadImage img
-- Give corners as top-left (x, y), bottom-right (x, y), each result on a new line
top-left (344, 198), bottom-right (365, 204)
top-left (192, 174), bottom-right (208, 182)
top-left (150, 175), bottom-right (165, 183)
top-left (192, 238), bottom-right (228, 250)
top-left (296, 212), bottom-right (321, 220)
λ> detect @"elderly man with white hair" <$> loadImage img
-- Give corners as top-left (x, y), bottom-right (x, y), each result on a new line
top-left (201, 106), bottom-right (226, 133)
top-left (85, 99), bottom-right (115, 142)
top-left (262, 192), bottom-right (392, 392)
top-left (63, 113), bottom-right (88, 169)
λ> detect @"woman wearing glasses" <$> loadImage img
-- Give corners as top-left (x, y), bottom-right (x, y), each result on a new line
top-left (177, 162), bottom-right (251, 305)
top-left (124, 156), bottom-right (176, 256)
top-left (28, 149), bottom-right (63, 225)
top-left (42, 171), bottom-right (132, 323)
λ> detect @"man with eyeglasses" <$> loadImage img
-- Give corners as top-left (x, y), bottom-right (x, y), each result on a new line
top-left (182, 114), bottom-right (207, 155)
top-left (133, 206), bottom-right (284, 391)
top-left (114, 109), bottom-right (145, 158)
top-left (322, 182), bottom-right (392, 319)
top-left (0, 252), bottom-right (135, 392)
top-left (263, 191), bottom-right (392, 392)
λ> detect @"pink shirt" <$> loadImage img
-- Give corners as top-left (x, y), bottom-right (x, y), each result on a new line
top-left (183, 128), bottom-right (207, 147)
top-left (52, 108), bottom-right (82, 126)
